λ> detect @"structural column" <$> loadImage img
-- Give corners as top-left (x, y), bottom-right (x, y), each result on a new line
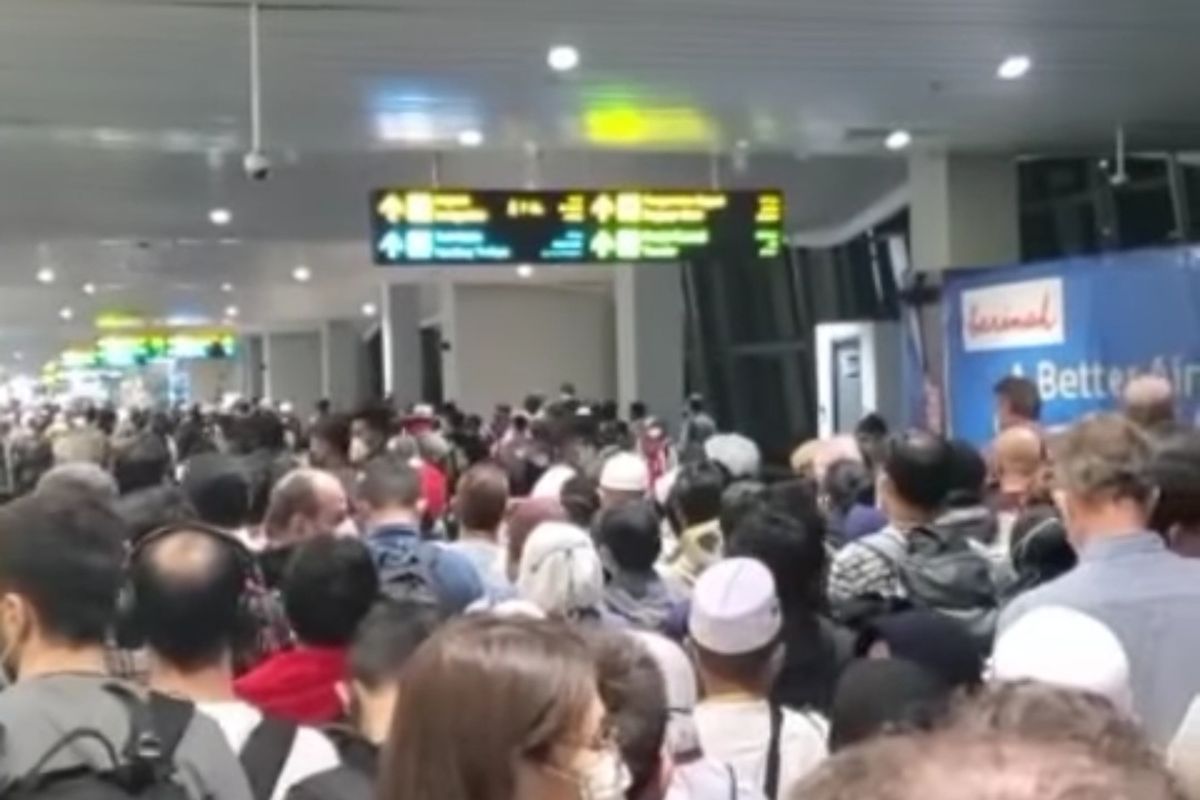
top-left (321, 319), bottom-right (369, 412)
top-left (263, 328), bottom-right (323, 413)
top-left (241, 334), bottom-right (265, 400)
top-left (380, 283), bottom-right (423, 405)
top-left (908, 152), bottom-right (1020, 428)
top-left (614, 263), bottom-right (685, 428)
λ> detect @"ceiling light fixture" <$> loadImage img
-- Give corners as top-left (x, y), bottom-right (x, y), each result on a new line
top-left (59, 307), bottom-right (74, 321)
top-left (885, 129), bottom-right (912, 151)
top-left (292, 265), bottom-right (312, 283)
top-left (997, 54), bottom-right (1033, 80)
top-left (361, 302), bottom-right (378, 317)
top-left (209, 208), bottom-right (233, 226)
top-left (458, 129), bottom-right (484, 147)
top-left (82, 282), bottom-right (96, 295)
top-left (225, 305), bottom-right (239, 318)
top-left (547, 45), bottom-right (580, 72)
top-left (36, 268), bottom-right (55, 285)
top-left (516, 264), bottom-right (535, 279)
top-left (220, 282), bottom-right (234, 293)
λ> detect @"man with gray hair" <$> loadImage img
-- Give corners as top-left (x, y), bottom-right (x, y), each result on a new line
top-left (35, 462), bottom-right (119, 504)
top-left (999, 413), bottom-right (1200, 744)
top-left (1122, 374), bottom-right (1177, 435)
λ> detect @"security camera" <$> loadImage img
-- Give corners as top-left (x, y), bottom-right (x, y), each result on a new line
top-left (242, 151), bottom-right (272, 181)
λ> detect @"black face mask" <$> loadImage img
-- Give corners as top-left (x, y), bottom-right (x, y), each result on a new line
top-left (256, 544), bottom-right (298, 590)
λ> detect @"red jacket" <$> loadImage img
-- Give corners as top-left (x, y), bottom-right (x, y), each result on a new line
top-left (419, 462), bottom-right (448, 519)
top-left (234, 645), bottom-right (346, 724)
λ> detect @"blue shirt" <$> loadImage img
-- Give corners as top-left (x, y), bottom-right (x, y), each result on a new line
top-left (366, 524), bottom-right (484, 612)
top-left (999, 531), bottom-right (1200, 743)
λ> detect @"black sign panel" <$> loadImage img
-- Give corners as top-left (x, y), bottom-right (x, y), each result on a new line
top-left (369, 189), bottom-right (783, 265)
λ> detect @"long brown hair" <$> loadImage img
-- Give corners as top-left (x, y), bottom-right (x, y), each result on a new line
top-left (379, 615), bottom-right (597, 800)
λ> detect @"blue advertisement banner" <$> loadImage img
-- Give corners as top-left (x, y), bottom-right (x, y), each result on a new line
top-left (943, 246), bottom-right (1200, 443)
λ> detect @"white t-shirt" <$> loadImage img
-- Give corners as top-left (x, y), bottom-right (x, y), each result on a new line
top-left (694, 698), bottom-right (828, 800)
top-left (198, 701), bottom-right (341, 800)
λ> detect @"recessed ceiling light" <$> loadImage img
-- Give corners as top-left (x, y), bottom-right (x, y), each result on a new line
top-left (59, 307), bottom-right (74, 321)
top-left (735, 139), bottom-right (750, 150)
top-left (220, 282), bottom-right (234, 293)
top-left (82, 282), bottom-right (96, 295)
top-left (12, 351), bottom-right (22, 362)
top-left (885, 129), bottom-right (912, 151)
top-left (292, 265), bottom-right (312, 283)
top-left (36, 268), bottom-right (55, 285)
top-left (225, 305), bottom-right (239, 318)
top-left (209, 208), bottom-right (232, 226)
top-left (547, 45), bottom-right (580, 72)
top-left (516, 264), bottom-right (535, 279)
top-left (458, 129), bottom-right (484, 147)
top-left (361, 302), bottom-right (378, 318)
top-left (997, 54), bottom-right (1033, 80)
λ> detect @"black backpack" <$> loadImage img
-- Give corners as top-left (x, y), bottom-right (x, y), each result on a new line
top-left (4, 688), bottom-right (194, 800)
top-left (239, 717), bottom-right (298, 800)
top-left (898, 525), bottom-right (999, 648)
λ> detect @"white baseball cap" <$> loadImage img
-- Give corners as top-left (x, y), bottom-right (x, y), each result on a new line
top-left (600, 452), bottom-right (650, 494)
top-left (689, 558), bottom-right (782, 655)
top-left (991, 606), bottom-right (1133, 712)
top-left (704, 433), bottom-right (761, 480)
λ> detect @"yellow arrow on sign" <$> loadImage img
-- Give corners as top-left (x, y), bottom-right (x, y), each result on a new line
top-left (591, 194), bottom-right (615, 223)
top-left (590, 230), bottom-right (616, 259)
top-left (377, 193), bottom-right (405, 224)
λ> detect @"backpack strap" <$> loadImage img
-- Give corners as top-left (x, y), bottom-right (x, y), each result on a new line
top-left (241, 716), bottom-right (298, 800)
top-left (147, 693), bottom-right (196, 760)
top-left (763, 704), bottom-right (783, 800)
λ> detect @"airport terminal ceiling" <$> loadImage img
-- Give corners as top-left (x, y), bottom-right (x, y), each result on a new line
top-left (0, 0), bottom-right (1199, 365)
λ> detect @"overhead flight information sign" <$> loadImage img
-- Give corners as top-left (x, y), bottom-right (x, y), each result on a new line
top-left (369, 189), bottom-right (783, 265)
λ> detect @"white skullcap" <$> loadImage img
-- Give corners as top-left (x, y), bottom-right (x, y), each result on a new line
top-left (531, 463), bottom-right (577, 500)
top-left (517, 521), bottom-right (604, 618)
top-left (689, 558), bottom-right (782, 655)
top-left (600, 452), bottom-right (650, 494)
top-left (704, 434), bottom-right (761, 480)
top-left (992, 606), bottom-right (1134, 712)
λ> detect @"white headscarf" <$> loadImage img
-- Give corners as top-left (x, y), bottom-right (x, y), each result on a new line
top-left (992, 606), bottom-right (1134, 712)
top-left (517, 521), bottom-right (604, 619)
top-left (631, 631), bottom-right (702, 759)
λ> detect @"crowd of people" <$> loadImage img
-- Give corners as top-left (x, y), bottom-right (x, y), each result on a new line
top-left (2, 373), bottom-right (1200, 799)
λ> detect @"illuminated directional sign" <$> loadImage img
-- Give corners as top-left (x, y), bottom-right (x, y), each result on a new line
top-left (369, 189), bottom-right (784, 265)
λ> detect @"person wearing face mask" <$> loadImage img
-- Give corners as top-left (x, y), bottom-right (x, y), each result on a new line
top-left (380, 615), bottom-right (630, 800)
top-left (690, 559), bottom-right (829, 800)
top-left (287, 601), bottom-right (444, 800)
top-left (591, 630), bottom-right (766, 800)
top-left (236, 537), bottom-right (380, 724)
top-left (0, 493), bottom-right (253, 800)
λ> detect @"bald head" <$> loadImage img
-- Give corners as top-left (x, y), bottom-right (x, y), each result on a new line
top-left (994, 426), bottom-right (1044, 494)
top-left (1123, 375), bottom-right (1176, 433)
top-left (130, 528), bottom-right (248, 670)
top-left (263, 468), bottom-right (351, 543)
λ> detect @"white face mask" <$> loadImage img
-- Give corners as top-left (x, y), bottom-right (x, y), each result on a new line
top-left (349, 437), bottom-right (370, 464)
top-left (333, 516), bottom-right (360, 538)
top-left (578, 747), bottom-right (631, 800)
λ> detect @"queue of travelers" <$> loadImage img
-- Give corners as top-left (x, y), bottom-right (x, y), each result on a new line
top-left (1, 375), bottom-right (1200, 799)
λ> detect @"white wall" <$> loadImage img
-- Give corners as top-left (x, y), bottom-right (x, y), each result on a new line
top-left (264, 330), bottom-right (323, 412)
top-left (447, 283), bottom-right (616, 412)
top-left (182, 358), bottom-right (241, 404)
